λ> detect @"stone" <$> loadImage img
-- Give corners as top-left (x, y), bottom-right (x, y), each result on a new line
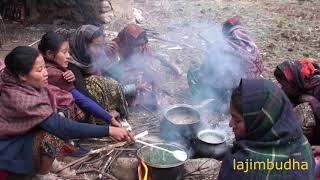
top-left (294, 102), bottom-right (316, 138)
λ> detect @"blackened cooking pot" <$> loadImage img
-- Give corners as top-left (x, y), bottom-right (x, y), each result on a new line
top-left (160, 104), bottom-right (202, 141)
top-left (193, 129), bottom-right (228, 159)
top-left (137, 143), bottom-right (188, 180)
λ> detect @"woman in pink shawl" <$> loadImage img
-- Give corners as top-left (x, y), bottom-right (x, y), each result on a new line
top-left (187, 16), bottom-right (263, 112)
top-left (111, 23), bottom-right (160, 110)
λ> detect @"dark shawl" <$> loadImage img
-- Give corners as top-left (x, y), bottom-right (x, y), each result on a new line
top-left (0, 69), bottom-right (56, 137)
top-left (275, 59), bottom-right (320, 97)
top-left (218, 79), bottom-right (314, 180)
top-left (68, 25), bottom-right (103, 100)
top-left (275, 58), bottom-right (320, 144)
top-left (69, 25), bottom-right (100, 74)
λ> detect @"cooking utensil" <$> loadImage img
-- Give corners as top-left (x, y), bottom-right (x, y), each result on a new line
top-left (193, 98), bottom-right (215, 109)
top-left (137, 143), bottom-right (187, 180)
top-left (134, 131), bottom-right (149, 139)
top-left (136, 140), bottom-right (187, 162)
top-left (193, 129), bottom-right (228, 159)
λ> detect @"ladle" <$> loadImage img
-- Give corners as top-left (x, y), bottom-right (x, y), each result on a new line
top-left (136, 140), bottom-right (188, 162)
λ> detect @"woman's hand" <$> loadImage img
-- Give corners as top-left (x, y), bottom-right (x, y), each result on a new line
top-left (110, 110), bottom-right (120, 119)
top-left (110, 117), bottom-right (122, 127)
top-left (312, 146), bottom-right (320, 156)
top-left (109, 110), bottom-right (121, 127)
top-left (109, 126), bottom-right (135, 142)
top-left (299, 94), bottom-right (316, 103)
top-left (63, 70), bottom-right (76, 83)
top-left (136, 74), bottom-right (152, 92)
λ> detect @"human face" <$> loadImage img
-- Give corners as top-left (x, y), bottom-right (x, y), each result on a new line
top-left (88, 36), bottom-right (104, 56)
top-left (54, 41), bottom-right (71, 68)
top-left (229, 103), bottom-right (247, 140)
top-left (20, 55), bottom-right (48, 90)
top-left (132, 36), bottom-right (148, 54)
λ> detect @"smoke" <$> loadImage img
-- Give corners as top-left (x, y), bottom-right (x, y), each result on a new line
top-left (89, 44), bottom-right (115, 75)
top-left (194, 25), bottom-right (246, 114)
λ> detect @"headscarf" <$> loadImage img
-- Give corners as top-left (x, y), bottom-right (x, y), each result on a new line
top-left (69, 25), bottom-right (100, 74)
top-left (0, 69), bottom-right (56, 137)
top-left (218, 79), bottom-right (314, 180)
top-left (274, 59), bottom-right (320, 93)
top-left (113, 23), bottom-right (149, 60)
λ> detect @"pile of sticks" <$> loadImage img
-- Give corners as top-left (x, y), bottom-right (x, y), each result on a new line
top-left (58, 141), bottom-right (128, 179)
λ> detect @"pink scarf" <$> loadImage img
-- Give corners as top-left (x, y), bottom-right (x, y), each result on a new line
top-left (0, 69), bottom-right (56, 136)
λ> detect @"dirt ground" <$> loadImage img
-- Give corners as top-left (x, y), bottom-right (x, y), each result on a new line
top-left (0, 0), bottom-right (320, 179)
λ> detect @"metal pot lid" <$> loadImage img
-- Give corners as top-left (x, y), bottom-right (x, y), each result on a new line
top-left (137, 143), bottom-right (188, 168)
top-left (197, 129), bottom-right (226, 144)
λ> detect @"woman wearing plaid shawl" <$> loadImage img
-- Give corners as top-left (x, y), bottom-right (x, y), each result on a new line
top-left (218, 79), bottom-right (315, 180)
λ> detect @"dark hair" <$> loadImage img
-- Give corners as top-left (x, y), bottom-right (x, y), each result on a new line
top-left (231, 85), bottom-right (242, 114)
top-left (38, 31), bottom-right (69, 56)
top-left (5, 46), bottom-right (40, 77)
top-left (273, 67), bottom-right (286, 81)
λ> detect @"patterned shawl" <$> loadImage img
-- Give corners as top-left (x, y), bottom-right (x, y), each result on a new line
top-left (113, 23), bottom-right (150, 61)
top-left (275, 59), bottom-right (320, 94)
top-left (0, 60), bottom-right (4, 71)
top-left (0, 69), bottom-right (56, 137)
top-left (45, 60), bottom-right (75, 109)
top-left (113, 24), bottom-right (159, 107)
top-left (218, 79), bottom-right (314, 180)
top-left (201, 23), bottom-right (263, 82)
top-left (69, 25), bottom-right (100, 74)
top-left (225, 24), bottom-right (263, 79)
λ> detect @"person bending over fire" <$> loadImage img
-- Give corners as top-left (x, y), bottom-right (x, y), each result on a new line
top-left (106, 23), bottom-right (162, 110)
top-left (274, 59), bottom-right (320, 176)
top-left (187, 17), bottom-right (263, 112)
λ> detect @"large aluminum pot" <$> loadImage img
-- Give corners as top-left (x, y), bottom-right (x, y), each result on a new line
top-left (160, 104), bottom-right (202, 141)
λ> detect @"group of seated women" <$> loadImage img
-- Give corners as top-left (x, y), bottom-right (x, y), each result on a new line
top-left (0, 23), bottom-right (157, 179)
top-left (0, 16), bottom-right (319, 179)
